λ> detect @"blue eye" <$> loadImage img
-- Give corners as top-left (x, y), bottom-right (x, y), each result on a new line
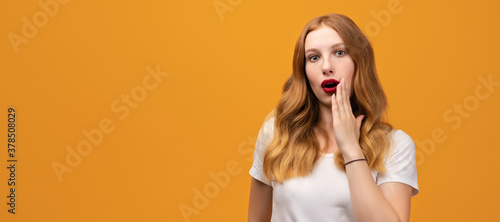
top-left (335, 50), bottom-right (346, 56)
top-left (309, 55), bottom-right (319, 61)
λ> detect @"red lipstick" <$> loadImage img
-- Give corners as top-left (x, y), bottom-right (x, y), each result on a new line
top-left (321, 79), bottom-right (340, 93)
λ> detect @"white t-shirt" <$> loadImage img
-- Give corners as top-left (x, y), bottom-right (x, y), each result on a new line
top-left (249, 117), bottom-right (419, 222)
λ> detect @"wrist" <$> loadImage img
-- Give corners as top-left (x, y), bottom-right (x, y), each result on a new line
top-left (341, 145), bottom-right (365, 162)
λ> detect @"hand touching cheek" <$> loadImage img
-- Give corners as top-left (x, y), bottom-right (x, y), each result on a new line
top-left (331, 78), bottom-right (365, 159)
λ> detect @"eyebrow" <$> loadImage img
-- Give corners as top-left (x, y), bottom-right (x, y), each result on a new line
top-left (305, 43), bottom-right (345, 54)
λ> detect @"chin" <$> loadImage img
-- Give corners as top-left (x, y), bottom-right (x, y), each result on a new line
top-left (319, 98), bottom-right (332, 108)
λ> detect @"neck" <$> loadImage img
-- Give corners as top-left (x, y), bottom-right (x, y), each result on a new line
top-left (318, 102), bottom-right (334, 134)
top-left (316, 102), bottom-right (338, 154)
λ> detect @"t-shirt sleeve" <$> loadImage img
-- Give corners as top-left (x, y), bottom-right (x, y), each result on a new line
top-left (249, 117), bottom-right (274, 186)
top-left (376, 129), bottom-right (420, 197)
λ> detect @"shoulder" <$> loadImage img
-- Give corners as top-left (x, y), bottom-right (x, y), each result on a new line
top-left (390, 129), bottom-right (415, 149)
top-left (384, 129), bottom-right (416, 163)
top-left (255, 114), bottom-right (275, 154)
top-left (379, 128), bottom-right (420, 196)
top-left (262, 111), bottom-right (275, 129)
top-left (259, 112), bottom-right (275, 138)
top-left (263, 116), bottom-right (275, 131)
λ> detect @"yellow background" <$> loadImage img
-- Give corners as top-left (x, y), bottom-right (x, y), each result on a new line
top-left (1, 0), bottom-right (499, 221)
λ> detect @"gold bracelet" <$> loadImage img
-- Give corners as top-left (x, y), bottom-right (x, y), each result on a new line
top-left (344, 158), bottom-right (367, 166)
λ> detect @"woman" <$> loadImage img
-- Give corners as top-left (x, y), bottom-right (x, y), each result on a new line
top-left (248, 13), bottom-right (419, 222)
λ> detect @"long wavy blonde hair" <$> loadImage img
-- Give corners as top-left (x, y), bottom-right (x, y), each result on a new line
top-left (263, 13), bottom-right (393, 183)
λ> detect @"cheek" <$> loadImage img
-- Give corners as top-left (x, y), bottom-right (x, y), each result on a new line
top-left (305, 65), bottom-right (316, 83)
top-left (346, 63), bottom-right (355, 94)
top-left (344, 60), bottom-right (355, 80)
top-left (304, 64), bottom-right (318, 82)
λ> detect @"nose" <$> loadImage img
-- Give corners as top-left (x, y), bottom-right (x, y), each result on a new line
top-left (322, 58), bottom-right (334, 75)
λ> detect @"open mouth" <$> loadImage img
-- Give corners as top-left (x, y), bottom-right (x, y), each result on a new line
top-left (321, 79), bottom-right (340, 93)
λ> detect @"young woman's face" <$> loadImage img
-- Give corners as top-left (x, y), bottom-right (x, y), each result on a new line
top-left (304, 25), bottom-right (355, 107)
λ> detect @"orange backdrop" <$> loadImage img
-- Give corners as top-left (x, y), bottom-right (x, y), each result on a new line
top-left (1, 0), bottom-right (499, 221)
